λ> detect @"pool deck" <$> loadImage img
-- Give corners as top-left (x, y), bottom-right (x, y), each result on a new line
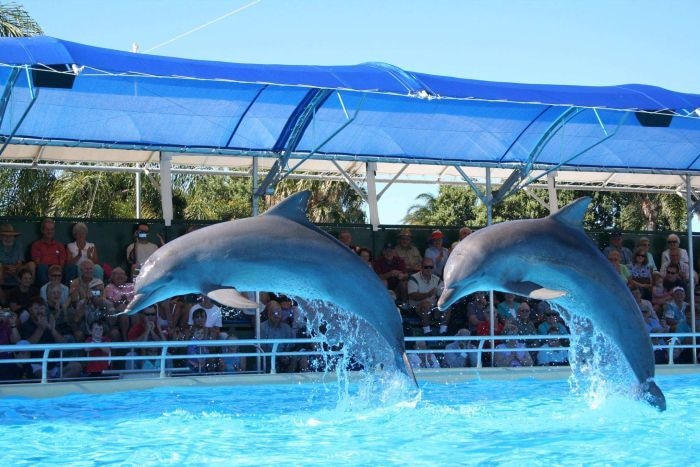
top-left (1, 364), bottom-right (698, 398)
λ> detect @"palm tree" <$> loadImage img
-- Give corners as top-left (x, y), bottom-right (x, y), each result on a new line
top-left (272, 178), bottom-right (366, 223)
top-left (0, 2), bottom-right (42, 37)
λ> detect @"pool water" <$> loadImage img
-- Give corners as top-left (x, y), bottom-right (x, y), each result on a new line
top-left (0, 373), bottom-right (697, 465)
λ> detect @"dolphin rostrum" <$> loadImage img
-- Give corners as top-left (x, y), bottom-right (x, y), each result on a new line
top-left (125, 191), bottom-right (416, 383)
top-left (437, 197), bottom-right (666, 411)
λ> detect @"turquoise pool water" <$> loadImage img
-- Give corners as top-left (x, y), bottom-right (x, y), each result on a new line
top-left (0, 373), bottom-right (697, 465)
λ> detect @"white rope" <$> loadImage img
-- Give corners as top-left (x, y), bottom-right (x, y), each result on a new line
top-left (143, 0), bottom-right (262, 53)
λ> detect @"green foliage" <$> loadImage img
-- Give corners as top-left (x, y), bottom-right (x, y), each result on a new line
top-left (0, 168), bottom-right (56, 215)
top-left (0, 2), bottom-right (42, 37)
top-left (179, 174), bottom-right (252, 220)
top-left (403, 186), bottom-right (480, 226)
top-left (273, 178), bottom-right (365, 223)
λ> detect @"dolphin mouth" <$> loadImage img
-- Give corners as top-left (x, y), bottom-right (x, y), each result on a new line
top-left (437, 288), bottom-right (456, 311)
top-left (125, 293), bottom-right (149, 315)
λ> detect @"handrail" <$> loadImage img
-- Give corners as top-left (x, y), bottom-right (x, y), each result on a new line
top-left (1, 333), bottom-right (698, 384)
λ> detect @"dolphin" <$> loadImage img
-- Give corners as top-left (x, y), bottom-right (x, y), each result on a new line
top-left (125, 191), bottom-right (416, 384)
top-left (437, 197), bottom-right (666, 411)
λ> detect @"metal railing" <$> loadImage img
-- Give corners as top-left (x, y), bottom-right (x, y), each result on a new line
top-left (0, 333), bottom-right (697, 384)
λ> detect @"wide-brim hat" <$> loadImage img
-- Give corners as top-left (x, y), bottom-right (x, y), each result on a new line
top-left (0, 224), bottom-right (21, 236)
top-left (398, 228), bottom-right (413, 238)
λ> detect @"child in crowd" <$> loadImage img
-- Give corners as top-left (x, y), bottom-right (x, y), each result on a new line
top-left (85, 320), bottom-right (111, 376)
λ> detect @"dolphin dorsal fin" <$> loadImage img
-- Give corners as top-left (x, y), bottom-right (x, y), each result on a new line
top-left (550, 197), bottom-right (591, 229)
top-left (264, 191), bottom-right (311, 223)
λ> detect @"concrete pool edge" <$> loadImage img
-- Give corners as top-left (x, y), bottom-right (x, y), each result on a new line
top-left (1, 365), bottom-right (697, 398)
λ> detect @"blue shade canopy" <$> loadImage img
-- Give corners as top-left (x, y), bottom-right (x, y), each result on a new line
top-left (1, 35), bottom-right (700, 194)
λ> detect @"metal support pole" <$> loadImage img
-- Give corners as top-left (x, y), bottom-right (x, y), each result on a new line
top-left (547, 172), bottom-right (558, 213)
top-left (486, 168), bottom-right (495, 365)
top-left (159, 152), bottom-right (173, 227)
top-left (366, 162), bottom-right (380, 231)
top-left (686, 175), bottom-right (697, 364)
top-left (135, 170), bottom-right (142, 218)
top-left (252, 157), bottom-right (262, 372)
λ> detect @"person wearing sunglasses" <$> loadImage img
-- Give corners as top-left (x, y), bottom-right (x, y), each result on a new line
top-left (407, 258), bottom-right (447, 337)
top-left (660, 234), bottom-right (689, 272)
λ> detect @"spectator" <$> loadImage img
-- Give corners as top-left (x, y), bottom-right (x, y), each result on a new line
top-left (222, 334), bottom-right (246, 373)
top-left (607, 250), bottom-right (630, 282)
top-left (513, 302), bottom-right (538, 347)
top-left (184, 307), bottom-right (211, 373)
top-left (497, 293), bottom-right (520, 320)
top-left (126, 223), bottom-right (160, 278)
top-left (458, 227), bottom-right (473, 241)
top-left (259, 300), bottom-right (295, 372)
top-left (538, 310), bottom-right (568, 335)
top-left (660, 233), bottom-right (689, 272)
top-left (76, 278), bottom-right (117, 342)
top-left (663, 286), bottom-right (689, 330)
top-left (631, 287), bottom-right (658, 322)
top-left (636, 236), bottom-right (658, 271)
top-left (628, 247), bottom-right (653, 300)
top-left (156, 297), bottom-right (187, 341)
top-left (357, 247), bottom-right (373, 268)
top-left (662, 265), bottom-right (686, 296)
top-left (0, 223), bottom-right (35, 290)
top-left (19, 297), bottom-right (82, 378)
top-left (128, 307), bottom-right (165, 344)
top-left (6, 267), bottom-right (39, 316)
top-left (466, 292), bottom-right (489, 334)
top-left (494, 324), bottom-right (533, 367)
top-left (407, 340), bottom-right (440, 368)
top-left (424, 230), bottom-right (450, 277)
top-left (603, 230), bottom-right (633, 267)
top-left (84, 320), bottom-right (111, 377)
top-left (45, 281), bottom-right (80, 342)
top-left (395, 228), bottom-right (422, 274)
top-left (69, 259), bottom-right (96, 306)
top-left (651, 271), bottom-right (670, 310)
top-left (104, 267), bottom-right (135, 341)
top-left (40, 265), bottom-right (70, 308)
top-left (0, 308), bottom-right (20, 348)
top-left (407, 258), bottom-right (447, 337)
top-left (536, 327), bottom-right (569, 366)
top-left (187, 295), bottom-right (225, 340)
top-left (443, 328), bottom-right (477, 368)
top-left (0, 340), bottom-right (34, 381)
top-left (373, 243), bottom-right (408, 302)
top-left (661, 249), bottom-right (691, 284)
top-left (66, 222), bottom-right (103, 282)
top-left (30, 218), bottom-right (67, 287)
top-left (337, 230), bottom-right (359, 253)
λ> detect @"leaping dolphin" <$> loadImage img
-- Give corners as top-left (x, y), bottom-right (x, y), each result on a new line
top-left (437, 197), bottom-right (666, 411)
top-left (125, 191), bottom-right (416, 384)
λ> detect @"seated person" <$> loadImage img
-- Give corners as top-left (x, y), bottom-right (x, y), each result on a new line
top-left (187, 295), bottom-right (225, 340)
top-left (607, 250), bottom-right (630, 281)
top-left (222, 335), bottom-right (247, 373)
top-left (424, 230), bottom-right (450, 277)
top-left (45, 281), bottom-right (81, 342)
top-left (0, 308), bottom-right (21, 355)
top-left (494, 324), bottom-right (533, 367)
top-left (104, 267), bottom-right (135, 341)
top-left (373, 243), bottom-right (408, 302)
top-left (30, 218), bottom-right (67, 287)
top-left (66, 222), bottom-right (104, 282)
top-left (536, 327), bottom-right (569, 366)
top-left (126, 307), bottom-right (165, 370)
top-left (497, 293), bottom-right (520, 320)
top-left (18, 297), bottom-right (82, 379)
top-left (0, 223), bottom-right (35, 290)
top-left (84, 320), bottom-right (111, 377)
top-left (660, 234), bottom-right (688, 271)
top-left (537, 310), bottom-right (568, 335)
top-left (76, 279), bottom-right (117, 342)
top-left (40, 265), bottom-right (70, 307)
top-left (6, 267), bottom-right (39, 317)
top-left (407, 258), bottom-right (447, 336)
top-left (184, 308), bottom-right (212, 373)
top-left (628, 247), bottom-right (653, 300)
top-left (69, 260), bottom-right (97, 307)
top-left (513, 302), bottom-right (538, 347)
top-left (0, 340), bottom-right (34, 381)
top-left (395, 228), bottom-right (422, 274)
top-left (663, 286), bottom-right (689, 330)
top-left (443, 328), bottom-right (477, 368)
top-left (408, 340), bottom-right (441, 368)
top-left (259, 300), bottom-right (295, 372)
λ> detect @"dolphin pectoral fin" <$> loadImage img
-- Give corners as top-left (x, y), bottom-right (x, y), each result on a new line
top-left (504, 281), bottom-right (567, 300)
top-left (206, 288), bottom-right (261, 309)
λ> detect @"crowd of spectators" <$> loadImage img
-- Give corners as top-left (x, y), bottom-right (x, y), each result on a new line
top-left (0, 220), bottom-right (699, 381)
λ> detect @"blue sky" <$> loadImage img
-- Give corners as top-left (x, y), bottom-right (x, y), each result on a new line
top-left (19, 0), bottom-right (700, 224)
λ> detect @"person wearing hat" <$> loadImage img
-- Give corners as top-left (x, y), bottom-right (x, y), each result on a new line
top-left (537, 309), bottom-right (568, 336)
top-left (395, 228), bottom-right (422, 274)
top-left (373, 242), bottom-right (409, 302)
top-left (663, 286), bottom-right (690, 330)
top-left (602, 229), bottom-right (633, 267)
top-left (0, 223), bottom-right (35, 289)
top-left (425, 230), bottom-right (450, 277)
top-left (0, 339), bottom-right (34, 380)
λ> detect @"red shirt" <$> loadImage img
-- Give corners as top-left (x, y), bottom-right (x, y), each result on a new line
top-left (30, 239), bottom-right (67, 266)
top-left (85, 336), bottom-right (111, 374)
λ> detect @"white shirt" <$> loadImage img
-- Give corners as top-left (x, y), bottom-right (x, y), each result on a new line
top-left (188, 303), bottom-right (223, 328)
top-left (67, 241), bottom-right (96, 265)
top-left (407, 271), bottom-right (443, 306)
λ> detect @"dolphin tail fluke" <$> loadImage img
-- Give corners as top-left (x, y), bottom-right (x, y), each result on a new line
top-left (641, 379), bottom-right (666, 411)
